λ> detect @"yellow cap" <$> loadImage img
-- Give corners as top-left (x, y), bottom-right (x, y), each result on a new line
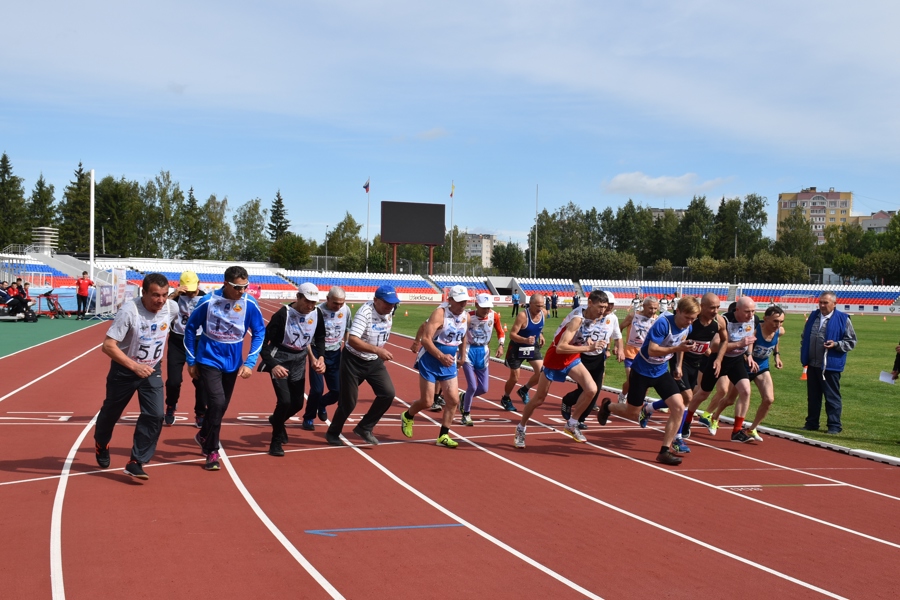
top-left (179, 271), bottom-right (199, 291)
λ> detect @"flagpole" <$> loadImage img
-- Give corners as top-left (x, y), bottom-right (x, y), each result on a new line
top-left (534, 184), bottom-right (539, 278)
top-left (449, 180), bottom-right (454, 276)
top-left (365, 176), bottom-right (370, 273)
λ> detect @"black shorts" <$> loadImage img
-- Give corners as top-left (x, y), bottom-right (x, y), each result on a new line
top-left (700, 355), bottom-right (749, 393)
top-left (748, 367), bottom-right (770, 382)
top-left (626, 370), bottom-right (681, 407)
top-left (505, 342), bottom-right (543, 370)
top-left (673, 359), bottom-right (703, 393)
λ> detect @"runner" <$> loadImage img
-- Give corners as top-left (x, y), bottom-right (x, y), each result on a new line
top-left (459, 293), bottom-right (505, 426)
top-left (500, 293), bottom-right (546, 411)
top-left (260, 283), bottom-right (326, 456)
top-left (597, 296), bottom-right (700, 465)
top-left (325, 285), bottom-right (399, 447)
top-left (184, 266), bottom-right (266, 471)
top-left (300, 286), bottom-right (351, 429)
top-left (75, 271), bottom-right (94, 320)
top-left (401, 285), bottom-right (470, 448)
top-left (164, 271), bottom-right (208, 427)
top-left (93, 273), bottom-right (178, 479)
top-left (618, 296), bottom-right (659, 403)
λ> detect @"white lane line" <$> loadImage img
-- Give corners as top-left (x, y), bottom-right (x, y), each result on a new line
top-left (50, 412), bottom-right (99, 600)
top-left (0, 322), bottom-right (102, 362)
top-left (0, 345), bottom-right (101, 403)
top-left (218, 447), bottom-right (345, 599)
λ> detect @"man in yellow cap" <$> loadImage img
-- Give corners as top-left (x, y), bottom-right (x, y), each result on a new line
top-left (164, 271), bottom-right (208, 427)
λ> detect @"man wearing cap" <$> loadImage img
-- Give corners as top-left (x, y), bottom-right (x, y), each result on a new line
top-left (299, 286), bottom-right (351, 429)
top-left (184, 266), bottom-right (266, 471)
top-left (459, 293), bottom-right (505, 425)
top-left (164, 271), bottom-right (208, 427)
top-left (260, 283), bottom-right (326, 456)
top-left (325, 285), bottom-right (399, 446)
top-left (500, 293), bottom-right (546, 411)
top-left (401, 285), bottom-right (469, 448)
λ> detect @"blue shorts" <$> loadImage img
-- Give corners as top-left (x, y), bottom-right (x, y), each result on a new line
top-left (415, 342), bottom-right (460, 383)
top-left (467, 345), bottom-right (489, 370)
top-left (543, 359), bottom-right (581, 383)
top-left (624, 358), bottom-right (635, 369)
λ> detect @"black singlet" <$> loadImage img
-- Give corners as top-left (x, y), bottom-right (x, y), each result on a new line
top-left (683, 316), bottom-right (719, 368)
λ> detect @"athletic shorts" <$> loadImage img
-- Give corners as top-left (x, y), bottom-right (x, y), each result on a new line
top-left (700, 355), bottom-right (749, 393)
top-left (505, 342), bottom-right (543, 370)
top-left (415, 343), bottom-right (460, 383)
top-left (624, 358), bottom-right (635, 369)
top-left (466, 345), bottom-right (489, 370)
top-left (543, 359), bottom-right (581, 383)
top-left (748, 367), bottom-right (770, 382)
top-left (673, 360), bottom-right (702, 393)
top-left (625, 370), bottom-right (681, 407)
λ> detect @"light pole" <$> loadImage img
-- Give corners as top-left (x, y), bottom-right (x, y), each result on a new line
top-left (325, 225), bottom-right (329, 272)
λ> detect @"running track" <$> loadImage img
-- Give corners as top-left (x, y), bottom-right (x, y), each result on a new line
top-left (1, 298), bottom-right (898, 599)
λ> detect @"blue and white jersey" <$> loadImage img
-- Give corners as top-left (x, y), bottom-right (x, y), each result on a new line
top-left (184, 289), bottom-right (266, 372)
top-left (633, 313), bottom-right (692, 378)
top-left (417, 304), bottom-right (468, 363)
top-left (750, 322), bottom-right (780, 370)
top-left (346, 301), bottom-right (393, 361)
top-left (317, 301), bottom-right (351, 352)
top-left (282, 305), bottom-right (318, 351)
top-left (724, 313), bottom-right (756, 358)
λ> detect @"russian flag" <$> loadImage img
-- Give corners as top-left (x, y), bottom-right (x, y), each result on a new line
top-left (363, 178), bottom-right (370, 193)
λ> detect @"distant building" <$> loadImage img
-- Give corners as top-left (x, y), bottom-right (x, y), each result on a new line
top-left (649, 207), bottom-right (686, 221)
top-left (464, 233), bottom-right (496, 268)
top-left (860, 210), bottom-right (896, 234)
top-left (777, 187), bottom-right (853, 244)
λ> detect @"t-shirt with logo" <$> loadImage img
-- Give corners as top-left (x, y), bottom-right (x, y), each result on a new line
top-left (106, 298), bottom-right (178, 369)
top-left (346, 301), bottom-right (393, 361)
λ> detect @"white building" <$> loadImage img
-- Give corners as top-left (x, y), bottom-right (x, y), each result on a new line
top-left (464, 233), bottom-right (496, 268)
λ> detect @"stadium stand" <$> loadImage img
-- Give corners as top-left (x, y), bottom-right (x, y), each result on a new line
top-left (430, 275), bottom-right (490, 295)
top-left (740, 284), bottom-right (900, 307)
top-left (516, 278), bottom-right (575, 298)
top-left (281, 271), bottom-right (435, 294)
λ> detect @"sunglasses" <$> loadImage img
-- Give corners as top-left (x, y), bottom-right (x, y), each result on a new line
top-left (226, 281), bottom-right (249, 291)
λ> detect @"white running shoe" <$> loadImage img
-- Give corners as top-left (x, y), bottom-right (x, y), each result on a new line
top-left (514, 427), bottom-right (526, 449)
top-left (617, 392), bottom-right (627, 404)
top-left (564, 422), bottom-right (587, 443)
top-left (747, 428), bottom-right (763, 442)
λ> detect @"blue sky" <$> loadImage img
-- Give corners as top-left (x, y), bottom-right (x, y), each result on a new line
top-left (3, 1), bottom-right (899, 248)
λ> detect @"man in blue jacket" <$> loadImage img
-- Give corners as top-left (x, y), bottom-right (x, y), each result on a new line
top-left (185, 266), bottom-right (266, 470)
top-left (800, 291), bottom-right (857, 434)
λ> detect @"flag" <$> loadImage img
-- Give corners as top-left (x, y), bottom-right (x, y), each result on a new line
top-left (363, 178), bottom-right (370, 193)
top-left (450, 182), bottom-right (455, 198)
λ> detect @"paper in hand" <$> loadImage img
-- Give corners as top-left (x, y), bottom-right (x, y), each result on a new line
top-left (879, 371), bottom-right (895, 385)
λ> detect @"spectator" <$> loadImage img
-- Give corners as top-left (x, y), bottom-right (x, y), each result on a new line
top-left (75, 271), bottom-right (95, 320)
top-left (892, 341), bottom-right (900, 381)
top-left (1, 283), bottom-right (29, 316)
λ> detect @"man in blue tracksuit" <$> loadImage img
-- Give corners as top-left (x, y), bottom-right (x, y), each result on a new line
top-left (185, 266), bottom-right (266, 470)
top-left (800, 291), bottom-right (856, 434)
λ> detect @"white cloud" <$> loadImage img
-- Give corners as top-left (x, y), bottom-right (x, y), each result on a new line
top-left (603, 172), bottom-right (727, 198)
top-left (416, 127), bottom-right (449, 141)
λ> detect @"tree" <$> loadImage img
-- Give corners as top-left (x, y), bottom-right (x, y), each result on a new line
top-left (180, 187), bottom-right (204, 260)
top-left (0, 152), bottom-right (29, 248)
top-left (680, 196), bottom-right (715, 260)
top-left (612, 200), bottom-right (653, 260)
top-left (324, 212), bottom-right (365, 257)
top-left (267, 190), bottom-right (291, 241)
top-left (687, 256), bottom-right (722, 281)
top-left (231, 197), bottom-right (270, 262)
top-left (773, 206), bottom-right (818, 269)
top-left (433, 225), bottom-right (466, 266)
top-left (269, 232), bottom-right (310, 269)
top-left (491, 240), bottom-right (526, 276)
top-left (146, 171), bottom-right (185, 259)
top-left (95, 175), bottom-right (145, 256)
top-left (647, 210), bottom-right (681, 266)
top-left (652, 258), bottom-right (673, 280)
top-left (58, 162), bottom-right (92, 253)
top-left (28, 174), bottom-right (58, 230)
top-left (831, 253), bottom-right (857, 282)
top-left (202, 194), bottom-right (233, 260)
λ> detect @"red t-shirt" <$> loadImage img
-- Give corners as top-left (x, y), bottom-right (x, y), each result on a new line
top-left (75, 278), bottom-right (94, 296)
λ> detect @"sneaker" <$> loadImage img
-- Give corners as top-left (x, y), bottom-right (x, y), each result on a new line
top-left (269, 416), bottom-right (289, 442)
top-left (164, 406), bottom-right (176, 426)
top-left (672, 437), bottom-right (691, 453)
top-left (697, 412), bottom-right (712, 428)
top-left (731, 430), bottom-right (753, 443)
top-left (269, 440), bottom-right (284, 457)
top-left (401, 411), bottom-right (414, 438)
top-left (564, 422), bottom-right (587, 443)
top-left (747, 428), bottom-right (763, 442)
top-left (458, 390), bottom-right (466, 407)
top-left (195, 414), bottom-right (204, 429)
top-left (353, 426), bottom-right (379, 446)
top-left (638, 403), bottom-right (652, 428)
top-left (577, 421), bottom-right (588, 430)
top-left (514, 427), bottom-right (526, 449)
top-left (681, 420), bottom-right (692, 439)
top-left (517, 387), bottom-right (530, 405)
top-left (301, 419), bottom-right (315, 431)
top-left (560, 402), bottom-right (572, 421)
top-left (436, 434), bottom-right (458, 448)
top-left (656, 449), bottom-right (683, 465)
top-left (317, 407), bottom-right (328, 421)
top-left (124, 460), bottom-right (149, 479)
top-left (708, 419), bottom-right (719, 436)
top-left (460, 412), bottom-right (474, 426)
top-left (500, 396), bottom-right (517, 412)
top-left (95, 442), bottom-right (110, 469)
top-left (597, 399), bottom-right (612, 426)
top-left (204, 451), bottom-right (220, 470)
top-left (194, 432), bottom-right (208, 456)
top-left (429, 395), bottom-right (445, 412)
top-left (324, 432), bottom-right (345, 446)
top-left (617, 392), bottom-right (627, 404)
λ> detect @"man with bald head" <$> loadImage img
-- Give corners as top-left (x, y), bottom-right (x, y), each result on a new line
top-left (501, 293), bottom-right (547, 411)
top-left (301, 286), bottom-right (351, 429)
top-left (676, 292), bottom-right (725, 439)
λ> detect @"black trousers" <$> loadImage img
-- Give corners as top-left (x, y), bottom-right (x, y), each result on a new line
top-left (197, 365), bottom-right (239, 455)
top-left (268, 353), bottom-right (308, 438)
top-left (561, 353), bottom-right (607, 422)
top-left (94, 362), bottom-right (164, 464)
top-left (165, 333), bottom-right (208, 416)
top-left (327, 351), bottom-right (395, 436)
top-left (76, 294), bottom-right (89, 316)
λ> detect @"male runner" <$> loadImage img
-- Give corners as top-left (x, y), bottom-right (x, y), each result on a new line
top-left (500, 293), bottom-right (546, 411)
top-left (300, 286), bottom-right (350, 429)
top-left (93, 273), bottom-right (178, 479)
top-left (618, 296), bottom-right (659, 403)
top-left (459, 293), bottom-right (505, 426)
top-left (185, 266), bottom-right (266, 470)
top-left (164, 271), bottom-right (207, 427)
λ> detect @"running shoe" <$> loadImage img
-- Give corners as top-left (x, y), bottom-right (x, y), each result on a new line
top-left (268, 440), bottom-right (284, 457)
top-left (617, 392), bottom-right (627, 404)
top-left (95, 442), bottom-right (110, 469)
top-left (194, 432), bottom-right (208, 456)
top-left (681, 420), bottom-right (692, 439)
top-left (325, 432), bottom-right (345, 446)
top-left (597, 399), bottom-right (612, 426)
top-left (560, 402), bottom-right (572, 421)
top-left (577, 421), bottom-right (588, 430)
top-left (460, 412), bottom-right (474, 426)
top-left (436, 434), bottom-right (458, 448)
top-left (517, 386), bottom-right (530, 405)
top-left (269, 415), bottom-right (289, 442)
top-left (639, 403), bottom-right (652, 428)
top-left (353, 426), bottom-right (379, 446)
top-left (125, 460), bottom-right (149, 479)
top-left (458, 390), bottom-right (466, 407)
top-left (564, 422), bottom-right (587, 443)
top-left (429, 395), bottom-right (445, 412)
top-left (164, 406), bottom-right (176, 426)
top-left (195, 414), bottom-right (204, 429)
top-left (514, 427), bottom-right (526, 449)
top-left (731, 430), bottom-right (753, 443)
top-left (500, 396), bottom-right (517, 412)
top-left (747, 428), bottom-right (763, 442)
top-left (697, 412), bottom-right (712, 428)
top-left (317, 407), bottom-right (328, 421)
top-left (656, 449), bottom-right (682, 465)
top-left (708, 419), bottom-right (719, 436)
top-left (301, 419), bottom-right (315, 431)
top-left (672, 437), bottom-right (691, 454)
top-left (401, 411), bottom-right (414, 438)
top-left (204, 451), bottom-right (220, 470)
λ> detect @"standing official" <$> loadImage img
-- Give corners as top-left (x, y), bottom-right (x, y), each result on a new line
top-left (75, 271), bottom-right (94, 320)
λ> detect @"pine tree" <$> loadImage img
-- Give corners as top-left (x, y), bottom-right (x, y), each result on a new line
top-left (0, 152), bottom-right (30, 248)
top-left (58, 162), bottom-right (92, 253)
top-left (28, 174), bottom-right (58, 229)
top-left (267, 190), bottom-right (290, 241)
top-left (180, 187), bottom-right (205, 259)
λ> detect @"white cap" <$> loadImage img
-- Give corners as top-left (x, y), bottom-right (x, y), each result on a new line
top-left (298, 282), bottom-right (319, 301)
top-left (603, 290), bottom-right (616, 304)
top-left (475, 293), bottom-right (493, 307)
top-left (448, 285), bottom-right (470, 302)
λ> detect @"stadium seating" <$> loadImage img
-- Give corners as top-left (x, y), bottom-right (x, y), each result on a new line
top-left (740, 284), bottom-right (900, 307)
top-left (430, 275), bottom-right (490, 295)
top-left (517, 278), bottom-right (575, 298)
top-left (282, 271), bottom-right (435, 294)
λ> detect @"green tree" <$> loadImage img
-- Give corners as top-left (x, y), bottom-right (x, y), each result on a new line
top-left (773, 206), bottom-right (819, 269)
top-left (143, 171), bottom-right (185, 259)
top-left (882, 212), bottom-right (900, 253)
top-left (324, 212), bottom-right (365, 257)
top-left (680, 196), bottom-right (714, 259)
top-left (269, 232), bottom-right (310, 269)
top-left (267, 190), bottom-right (291, 241)
top-left (612, 200), bottom-right (653, 260)
top-left (491, 240), bottom-right (526, 276)
top-left (180, 187), bottom-right (205, 260)
top-left (231, 197), bottom-right (270, 262)
top-left (58, 162), bottom-right (92, 253)
top-left (687, 256), bottom-right (722, 281)
top-left (202, 194), bottom-right (233, 260)
top-left (433, 225), bottom-right (466, 266)
top-left (652, 258), bottom-right (673, 280)
top-left (28, 174), bottom-right (58, 229)
top-left (648, 209), bottom-right (681, 266)
top-left (0, 152), bottom-right (29, 247)
top-left (95, 176), bottom-right (145, 256)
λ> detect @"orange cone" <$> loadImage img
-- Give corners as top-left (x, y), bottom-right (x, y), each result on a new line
top-left (503, 324), bottom-right (508, 331)
top-left (404, 310), bottom-right (408, 317)
top-left (800, 366), bottom-right (808, 381)
top-left (884, 316), bottom-right (887, 322)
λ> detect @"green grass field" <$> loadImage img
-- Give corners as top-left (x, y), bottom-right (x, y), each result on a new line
top-left (380, 303), bottom-right (900, 458)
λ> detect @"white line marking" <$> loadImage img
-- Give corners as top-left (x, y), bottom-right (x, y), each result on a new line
top-left (0, 322), bottom-right (101, 362)
top-left (217, 449), bottom-right (344, 598)
top-left (0, 345), bottom-right (101, 403)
